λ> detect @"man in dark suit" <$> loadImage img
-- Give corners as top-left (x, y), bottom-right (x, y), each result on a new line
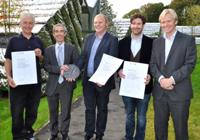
top-left (44, 23), bottom-right (79, 140)
top-left (118, 14), bottom-right (153, 140)
top-left (150, 9), bottom-right (197, 140)
top-left (77, 14), bottom-right (118, 140)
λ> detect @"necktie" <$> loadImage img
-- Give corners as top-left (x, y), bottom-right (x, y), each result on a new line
top-left (57, 45), bottom-right (64, 83)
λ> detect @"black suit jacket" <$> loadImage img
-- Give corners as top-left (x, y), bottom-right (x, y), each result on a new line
top-left (77, 32), bottom-right (118, 90)
top-left (118, 35), bottom-right (153, 94)
top-left (44, 43), bottom-right (79, 96)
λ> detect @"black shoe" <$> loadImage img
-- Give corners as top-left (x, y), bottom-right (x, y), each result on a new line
top-left (48, 135), bottom-right (58, 140)
top-left (95, 136), bottom-right (103, 140)
top-left (62, 134), bottom-right (70, 140)
top-left (84, 135), bottom-right (92, 140)
top-left (24, 137), bottom-right (35, 140)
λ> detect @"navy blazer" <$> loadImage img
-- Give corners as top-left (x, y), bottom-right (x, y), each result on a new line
top-left (77, 32), bottom-right (118, 90)
top-left (118, 35), bottom-right (153, 94)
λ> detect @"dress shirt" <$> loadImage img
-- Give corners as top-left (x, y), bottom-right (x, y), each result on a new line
top-left (163, 31), bottom-right (177, 63)
top-left (158, 31), bottom-right (177, 84)
top-left (87, 33), bottom-right (105, 77)
top-left (131, 33), bottom-right (143, 57)
top-left (55, 43), bottom-right (64, 65)
top-left (55, 42), bottom-right (64, 83)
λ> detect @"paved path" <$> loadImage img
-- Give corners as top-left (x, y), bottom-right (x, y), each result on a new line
top-left (35, 88), bottom-right (125, 140)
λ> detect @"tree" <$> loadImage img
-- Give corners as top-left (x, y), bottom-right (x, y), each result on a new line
top-left (123, 9), bottom-right (141, 19)
top-left (185, 5), bottom-right (200, 25)
top-left (140, 3), bottom-right (165, 22)
top-left (0, 0), bottom-right (22, 33)
top-left (122, 3), bottom-right (165, 22)
top-left (100, 0), bottom-right (117, 34)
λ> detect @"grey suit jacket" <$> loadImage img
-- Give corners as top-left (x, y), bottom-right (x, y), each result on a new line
top-left (150, 31), bottom-right (197, 101)
top-left (44, 43), bottom-right (79, 96)
top-left (77, 32), bottom-right (118, 90)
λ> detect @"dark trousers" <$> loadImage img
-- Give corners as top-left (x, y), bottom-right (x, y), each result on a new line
top-left (9, 84), bottom-right (41, 140)
top-left (83, 80), bottom-right (111, 137)
top-left (47, 82), bottom-right (74, 136)
top-left (153, 94), bottom-right (190, 140)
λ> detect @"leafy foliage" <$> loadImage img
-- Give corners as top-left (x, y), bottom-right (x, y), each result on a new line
top-left (0, 0), bottom-right (22, 33)
top-left (100, 0), bottom-right (117, 34)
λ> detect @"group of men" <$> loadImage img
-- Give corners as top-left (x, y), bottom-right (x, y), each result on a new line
top-left (4, 8), bottom-right (196, 140)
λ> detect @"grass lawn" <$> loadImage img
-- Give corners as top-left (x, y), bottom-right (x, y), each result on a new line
top-left (0, 80), bottom-right (82, 140)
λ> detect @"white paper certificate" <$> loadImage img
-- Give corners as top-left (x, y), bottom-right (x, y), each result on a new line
top-left (89, 54), bottom-right (123, 85)
top-left (12, 51), bottom-right (37, 86)
top-left (119, 61), bottom-right (148, 99)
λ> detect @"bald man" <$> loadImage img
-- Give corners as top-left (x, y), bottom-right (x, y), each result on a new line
top-left (77, 14), bottom-right (118, 140)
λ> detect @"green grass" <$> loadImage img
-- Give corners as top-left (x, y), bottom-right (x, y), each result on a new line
top-left (145, 45), bottom-right (200, 140)
top-left (0, 80), bottom-right (83, 140)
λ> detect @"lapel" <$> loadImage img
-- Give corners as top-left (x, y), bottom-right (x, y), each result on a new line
top-left (159, 37), bottom-right (166, 66)
top-left (63, 43), bottom-right (68, 64)
top-left (96, 32), bottom-right (109, 54)
top-left (140, 35), bottom-right (146, 58)
top-left (52, 45), bottom-right (59, 65)
top-left (87, 34), bottom-right (96, 58)
top-left (165, 31), bottom-right (180, 65)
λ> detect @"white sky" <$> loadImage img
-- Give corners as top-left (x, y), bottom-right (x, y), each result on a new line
top-left (107, 0), bottom-right (172, 18)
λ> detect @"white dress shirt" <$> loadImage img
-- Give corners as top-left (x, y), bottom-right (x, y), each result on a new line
top-left (131, 33), bottom-right (143, 57)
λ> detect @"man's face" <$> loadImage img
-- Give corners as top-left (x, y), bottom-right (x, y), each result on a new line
top-left (93, 15), bottom-right (108, 34)
top-left (130, 18), bottom-right (144, 36)
top-left (53, 26), bottom-right (65, 43)
top-left (20, 17), bottom-right (34, 35)
top-left (160, 14), bottom-right (177, 35)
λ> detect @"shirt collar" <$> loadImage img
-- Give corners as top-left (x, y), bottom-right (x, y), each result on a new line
top-left (95, 31), bottom-right (106, 40)
top-left (55, 42), bottom-right (64, 48)
top-left (163, 30), bottom-right (177, 41)
top-left (131, 33), bottom-right (143, 40)
top-left (20, 33), bottom-right (34, 39)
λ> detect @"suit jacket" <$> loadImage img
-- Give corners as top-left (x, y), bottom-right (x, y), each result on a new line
top-left (118, 35), bottom-right (153, 94)
top-left (77, 32), bottom-right (118, 90)
top-left (44, 43), bottom-right (79, 96)
top-left (150, 31), bottom-right (197, 101)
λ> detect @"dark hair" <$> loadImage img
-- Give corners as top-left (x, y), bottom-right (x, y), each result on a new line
top-left (130, 14), bottom-right (146, 25)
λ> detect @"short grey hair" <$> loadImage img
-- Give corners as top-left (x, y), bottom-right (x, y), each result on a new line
top-left (20, 12), bottom-right (35, 23)
top-left (159, 8), bottom-right (178, 23)
top-left (52, 23), bottom-right (67, 33)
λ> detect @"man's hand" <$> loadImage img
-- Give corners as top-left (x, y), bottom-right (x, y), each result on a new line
top-left (60, 65), bottom-right (70, 76)
top-left (144, 74), bottom-right (151, 85)
top-left (34, 48), bottom-right (42, 57)
top-left (7, 77), bottom-right (16, 88)
top-left (160, 78), bottom-right (174, 90)
top-left (65, 78), bottom-right (75, 82)
top-left (96, 82), bottom-right (103, 87)
top-left (118, 69), bottom-right (125, 79)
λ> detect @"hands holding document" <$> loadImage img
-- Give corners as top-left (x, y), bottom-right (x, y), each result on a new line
top-left (119, 61), bottom-right (149, 99)
top-left (119, 69), bottom-right (151, 85)
top-left (11, 51), bottom-right (37, 86)
top-left (89, 54), bottom-right (123, 86)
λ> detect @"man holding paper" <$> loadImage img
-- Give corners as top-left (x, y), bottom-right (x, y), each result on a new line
top-left (118, 14), bottom-right (153, 140)
top-left (77, 14), bottom-right (118, 140)
top-left (4, 12), bottom-right (44, 140)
